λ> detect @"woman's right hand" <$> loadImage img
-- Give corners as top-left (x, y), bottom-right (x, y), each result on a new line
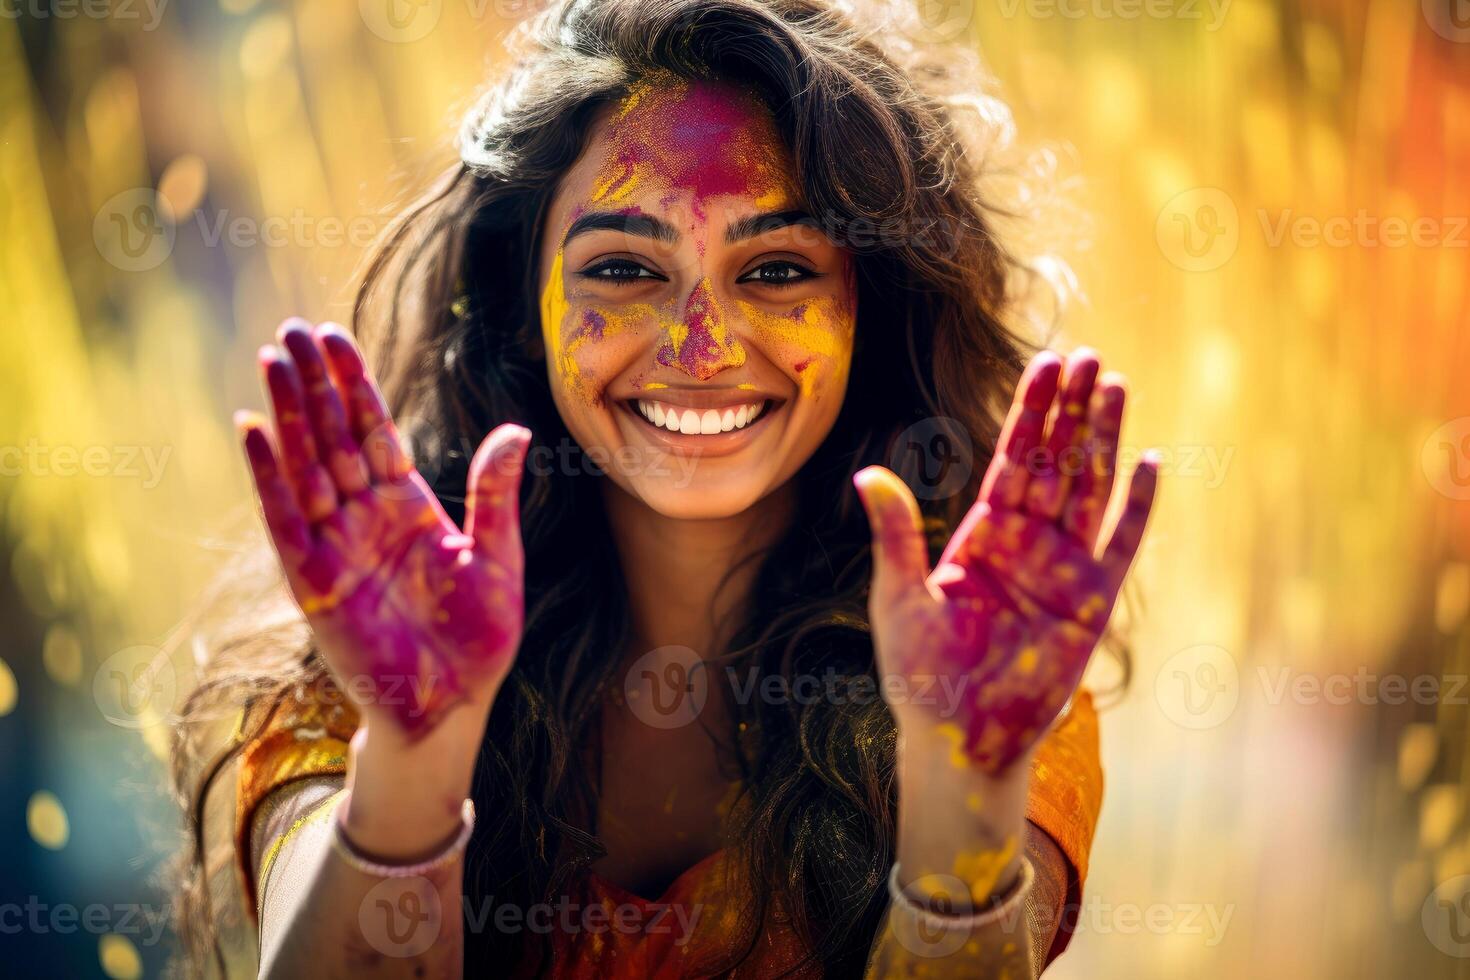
top-left (236, 318), bottom-right (531, 744)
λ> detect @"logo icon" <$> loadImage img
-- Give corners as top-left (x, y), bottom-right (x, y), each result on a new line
top-left (890, 417), bottom-right (974, 501)
top-left (94, 189), bottom-right (175, 272)
top-left (1156, 188), bottom-right (1239, 272)
top-left (623, 645), bottom-right (708, 729)
top-left (1425, 0), bottom-right (1470, 43)
top-left (889, 873), bottom-right (976, 958)
top-left (1422, 417), bottom-right (1470, 501)
top-left (359, 877), bottom-right (443, 957)
top-left (360, 0), bottom-right (442, 42)
top-left (93, 646), bottom-right (178, 729)
top-left (893, 0), bottom-right (974, 44)
top-left (1424, 875), bottom-right (1470, 956)
top-left (1154, 644), bottom-right (1239, 729)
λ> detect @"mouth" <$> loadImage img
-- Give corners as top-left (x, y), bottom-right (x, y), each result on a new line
top-left (617, 393), bottom-right (782, 456)
top-left (629, 398), bottom-right (772, 435)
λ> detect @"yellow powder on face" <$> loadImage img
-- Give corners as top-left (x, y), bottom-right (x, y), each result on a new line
top-left (540, 248), bottom-right (571, 382)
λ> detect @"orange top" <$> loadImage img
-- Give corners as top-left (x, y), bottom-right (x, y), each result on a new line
top-left (236, 691), bottom-right (1102, 975)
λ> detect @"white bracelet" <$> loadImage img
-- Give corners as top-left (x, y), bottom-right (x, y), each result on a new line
top-left (887, 856), bottom-right (1036, 930)
top-left (331, 798), bottom-right (475, 878)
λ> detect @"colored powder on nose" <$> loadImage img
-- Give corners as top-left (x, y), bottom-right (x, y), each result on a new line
top-left (656, 279), bottom-right (746, 380)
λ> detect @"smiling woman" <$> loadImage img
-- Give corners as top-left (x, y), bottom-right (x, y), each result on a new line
top-left (540, 74), bottom-right (857, 517)
top-left (169, 1), bottom-right (1155, 978)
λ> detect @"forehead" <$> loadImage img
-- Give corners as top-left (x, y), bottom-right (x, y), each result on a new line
top-left (555, 75), bottom-right (799, 221)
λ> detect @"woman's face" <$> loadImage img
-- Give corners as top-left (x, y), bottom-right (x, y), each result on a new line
top-left (536, 77), bottom-right (857, 519)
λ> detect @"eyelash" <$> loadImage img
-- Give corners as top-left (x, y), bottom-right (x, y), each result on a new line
top-left (576, 259), bottom-right (817, 288)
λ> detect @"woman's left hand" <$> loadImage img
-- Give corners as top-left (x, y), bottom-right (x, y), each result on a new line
top-left (854, 348), bottom-right (1158, 904)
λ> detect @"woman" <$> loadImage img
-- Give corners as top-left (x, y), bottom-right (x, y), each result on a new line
top-left (172, 0), bottom-right (1158, 976)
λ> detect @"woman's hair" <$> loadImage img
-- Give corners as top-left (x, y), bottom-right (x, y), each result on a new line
top-left (171, 0), bottom-right (1088, 975)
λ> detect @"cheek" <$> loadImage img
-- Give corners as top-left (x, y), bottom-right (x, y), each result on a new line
top-left (738, 295), bottom-right (855, 398)
top-left (539, 249), bottom-right (655, 407)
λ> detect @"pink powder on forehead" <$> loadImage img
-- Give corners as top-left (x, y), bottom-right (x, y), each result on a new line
top-left (595, 77), bottom-right (793, 216)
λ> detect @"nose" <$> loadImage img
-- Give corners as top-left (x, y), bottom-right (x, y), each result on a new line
top-left (655, 278), bottom-right (746, 381)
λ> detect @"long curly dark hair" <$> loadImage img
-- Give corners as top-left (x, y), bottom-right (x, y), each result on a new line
top-left (171, 0), bottom-right (1085, 975)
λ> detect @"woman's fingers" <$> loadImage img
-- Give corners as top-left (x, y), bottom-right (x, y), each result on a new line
top-left (1099, 453), bottom-right (1160, 596)
top-left (1062, 373), bottom-right (1126, 549)
top-left (465, 424), bottom-right (533, 566)
top-left (236, 411), bottom-right (311, 559)
top-left (317, 323), bottom-right (414, 484)
top-left (1024, 348), bottom-right (1099, 520)
top-left (278, 320), bottom-right (368, 496)
top-left (979, 352), bottom-right (1062, 511)
top-left (259, 346), bottom-right (338, 522)
top-left (854, 465), bottom-right (933, 609)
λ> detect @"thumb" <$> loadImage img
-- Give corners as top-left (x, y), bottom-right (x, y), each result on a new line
top-left (465, 424), bottom-right (532, 556)
top-left (853, 465), bottom-right (930, 605)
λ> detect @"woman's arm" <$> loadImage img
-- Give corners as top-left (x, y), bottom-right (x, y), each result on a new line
top-left (234, 320), bottom-right (533, 979)
top-left (855, 349), bottom-right (1158, 977)
top-left (250, 709), bottom-right (486, 980)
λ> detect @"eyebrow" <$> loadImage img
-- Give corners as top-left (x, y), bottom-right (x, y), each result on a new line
top-left (724, 209), bottom-right (818, 244)
top-left (562, 211), bottom-right (680, 247)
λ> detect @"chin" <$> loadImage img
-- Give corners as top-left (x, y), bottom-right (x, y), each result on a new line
top-left (616, 469), bottom-right (773, 521)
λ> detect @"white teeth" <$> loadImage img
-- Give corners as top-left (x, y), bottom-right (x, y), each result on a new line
top-left (634, 399), bottom-right (770, 434)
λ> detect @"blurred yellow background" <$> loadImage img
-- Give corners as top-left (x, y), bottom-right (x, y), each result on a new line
top-left (1, 0), bottom-right (1468, 976)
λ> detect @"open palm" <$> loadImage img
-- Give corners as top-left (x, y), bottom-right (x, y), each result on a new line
top-left (237, 319), bottom-right (531, 736)
top-left (856, 349), bottom-right (1158, 773)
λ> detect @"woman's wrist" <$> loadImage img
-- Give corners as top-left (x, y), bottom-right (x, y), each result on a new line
top-left (340, 701), bottom-right (489, 861)
top-left (893, 720), bottom-right (1032, 911)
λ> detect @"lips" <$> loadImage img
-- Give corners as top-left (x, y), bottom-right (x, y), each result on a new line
top-left (633, 399), bottom-right (768, 435)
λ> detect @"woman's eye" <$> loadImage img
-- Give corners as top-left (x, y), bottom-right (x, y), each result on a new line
top-left (738, 261), bottom-right (816, 287)
top-left (579, 259), bottom-right (664, 284)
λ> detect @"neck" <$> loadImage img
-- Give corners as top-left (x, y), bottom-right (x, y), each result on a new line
top-left (603, 481), bottom-right (796, 661)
